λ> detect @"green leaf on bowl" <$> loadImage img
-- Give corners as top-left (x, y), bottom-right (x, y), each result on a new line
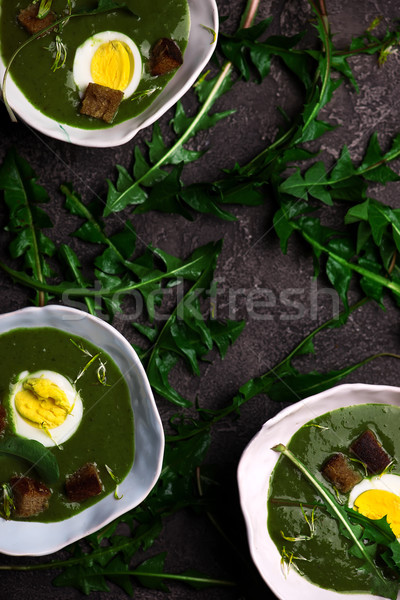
top-left (0, 437), bottom-right (59, 484)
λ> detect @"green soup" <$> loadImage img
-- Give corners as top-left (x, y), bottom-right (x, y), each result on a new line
top-left (267, 403), bottom-right (400, 593)
top-left (0, 327), bottom-right (134, 522)
top-left (0, 0), bottom-right (190, 128)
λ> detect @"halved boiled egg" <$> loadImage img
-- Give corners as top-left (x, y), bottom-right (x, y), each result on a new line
top-left (73, 31), bottom-right (142, 98)
top-left (348, 473), bottom-right (400, 537)
top-left (7, 370), bottom-right (83, 448)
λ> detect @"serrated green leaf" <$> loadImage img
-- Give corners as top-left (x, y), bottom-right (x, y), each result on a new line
top-left (345, 199), bottom-right (369, 224)
top-left (330, 145), bottom-right (356, 181)
top-left (134, 553), bottom-right (169, 591)
top-left (0, 149), bottom-right (55, 304)
top-left (179, 184), bottom-right (236, 221)
top-left (104, 169), bottom-right (147, 216)
top-left (331, 54), bottom-right (359, 90)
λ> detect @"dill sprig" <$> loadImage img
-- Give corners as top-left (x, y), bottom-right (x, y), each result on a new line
top-left (105, 464), bottom-right (123, 500)
top-left (280, 505), bottom-right (316, 542)
top-left (1, 483), bottom-right (15, 519)
top-left (280, 546), bottom-right (308, 578)
top-left (74, 353), bottom-right (101, 384)
top-left (50, 36), bottom-right (67, 72)
top-left (96, 360), bottom-right (109, 387)
top-left (70, 339), bottom-right (93, 358)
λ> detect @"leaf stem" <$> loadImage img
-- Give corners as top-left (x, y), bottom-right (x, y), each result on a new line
top-left (59, 244), bottom-right (96, 315)
top-left (61, 185), bottom-right (129, 267)
top-left (0, 561), bottom-right (234, 586)
top-left (143, 244), bottom-right (221, 394)
top-left (0, 251), bottom-right (214, 298)
top-left (107, 0), bottom-right (261, 212)
top-left (240, 0), bottom-right (261, 29)
top-left (292, 221), bottom-right (400, 297)
top-left (301, 0), bottom-right (331, 134)
top-left (13, 167), bottom-right (46, 307)
top-left (240, 0), bottom-right (331, 177)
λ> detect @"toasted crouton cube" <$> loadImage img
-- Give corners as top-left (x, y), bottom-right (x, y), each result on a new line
top-left (350, 429), bottom-right (391, 474)
top-left (10, 476), bottom-right (51, 517)
top-left (150, 38), bottom-right (183, 76)
top-left (18, 3), bottom-right (56, 36)
top-left (80, 83), bottom-right (124, 123)
top-left (321, 453), bottom-right (362, 493)
top-left (65, 462), bottom-right (103, 502)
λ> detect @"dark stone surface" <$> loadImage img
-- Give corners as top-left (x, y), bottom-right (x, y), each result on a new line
top-left (0, 0), bottom-right (400, 599)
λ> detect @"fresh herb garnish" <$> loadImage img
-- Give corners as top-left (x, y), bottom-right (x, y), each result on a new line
top-left (69, 339), bottom-right (93, 358)
top-left (129, 88), bottom-right (158, 102)
top-left (74, 353), bottom-right (101, 384)
top-left (49, 35), bottom-right (67, 71)
top-left (36, 0), bottom-right (53, 19)
top-left (201, 25), bottom-right (217, 44)
top-left (96, 360), bottom-right (109, 386)
top-left (105, 464), bottom-right (122, 499)
top-left (0, 483), bottom-right (14, 519)
top-left (280, 546), bottom-right (308, 578)
top-left (280, 504), bottom-right (316, 542)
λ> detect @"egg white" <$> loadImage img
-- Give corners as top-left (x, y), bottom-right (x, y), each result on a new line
top-left (348, 473), bottom-right (400, 507)
top-left (7, 370), bottom-right (83, 448)
top-left (73, 31), bottom-right (142, 98)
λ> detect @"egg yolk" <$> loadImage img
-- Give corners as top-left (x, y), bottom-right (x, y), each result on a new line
top-left (90, 40), bottom-right (133, 92)
top-left (15, 377), bottom-right (71, 429)
top-left (354, 489), bottom-right (400, 537)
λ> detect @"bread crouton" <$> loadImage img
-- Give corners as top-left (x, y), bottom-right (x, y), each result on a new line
top-left (350, 429), bottom-right (391, 474)
top-left (10, 476), bottom-right (51, 517)
top-left (321, 452), bottom-right (362, 493)
top-left (149, 38), bottom-right (183, 76)
top-left (65, 462), bottom-right (103, 502)
top-left (18, 3), bottom-right (56, 36)
top-left (80, 83), bottom-right (123, 123)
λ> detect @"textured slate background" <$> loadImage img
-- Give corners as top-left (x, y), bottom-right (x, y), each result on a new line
top-left (1, 0), bottom-right (400, 598)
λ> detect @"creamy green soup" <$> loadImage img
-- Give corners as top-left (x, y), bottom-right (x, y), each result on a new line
top-left (0, 327), bottom-right (134, 522)
top-left (267, 404), bottom-right (400, 594)
top-left (0, 0), bottom-right (190, 128)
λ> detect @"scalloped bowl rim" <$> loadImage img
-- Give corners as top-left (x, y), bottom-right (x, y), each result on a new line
top-left (237, 383), bottom-right (400, 600)
top-left (0, 0), bottom-right (219, 147)
top-left (0, 304), bottom-right (164, 556)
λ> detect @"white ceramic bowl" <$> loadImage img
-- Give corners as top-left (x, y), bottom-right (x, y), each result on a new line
top-left (237, 383), bottom-right (400, 600)
top-left (0, 304), bottom-right (164, 556)
top-left (0, 0), bottom-right (218, 147)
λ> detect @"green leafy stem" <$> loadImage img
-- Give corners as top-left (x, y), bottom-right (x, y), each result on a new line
top-left (0, 249), bottom-right (217, 298)
top-left (241, 0), bottom-right (332, 177)
top-left (291, 219), bottom-right (400, 297)
top-left (0, 561), bottom-right (234, 587)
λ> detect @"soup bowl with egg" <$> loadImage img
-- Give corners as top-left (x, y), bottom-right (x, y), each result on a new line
top-left (0, 0), bottom-right (218, 147)
top-left (0, 304), bottom-right (164, 556)
top-left (238, 383), bottom-right (400, 600)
